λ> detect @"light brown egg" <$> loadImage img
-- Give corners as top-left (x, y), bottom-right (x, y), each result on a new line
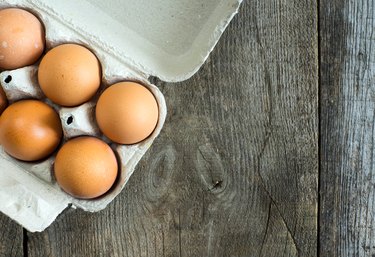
top-left (0, 100), bottom-right (62, 161)
top-left (54, 136), bottom-right (118, 199)
top-left (38, 44), bottom-right (101, 107)
top-left (96, 82), bottom-right (159, 144)
top-left (0, 8), bottom-right (45, 70)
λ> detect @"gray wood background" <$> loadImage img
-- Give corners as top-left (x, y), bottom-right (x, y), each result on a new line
top-left (0, 0), bottom-right (374, 256)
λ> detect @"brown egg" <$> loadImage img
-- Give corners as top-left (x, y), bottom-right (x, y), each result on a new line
top-left (38, 44), bottom-right (101, 107)
top-left (0, 100), bottom-right (62, 161)
top-left (0, 8), bottom-right (45, 70)
top-left (0, 86), bottom-right (8, 114)
top-left (54, 136), bottom-right (118, 199)
top-left (96, 82), bottom-right (159, 144)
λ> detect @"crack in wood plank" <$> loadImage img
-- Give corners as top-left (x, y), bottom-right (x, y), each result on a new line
top-left (256, 165), bottom-right (300, 256)
top-left (178, 209), bottom-right (182, 257)
top-left (259, 201), bottom-right (272, 256)
top-left (256, 140), bottom-right (300, 255)
top-left (253, 5), bottom-right (302, 256)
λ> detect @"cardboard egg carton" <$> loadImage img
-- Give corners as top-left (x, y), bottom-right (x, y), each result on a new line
top-left (0, 0), bottom-right (243, 232)
top-left (0, 64), bottom-right (167, 208)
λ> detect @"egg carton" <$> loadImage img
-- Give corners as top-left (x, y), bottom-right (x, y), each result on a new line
top-left (0, 0), bottom-right (243, 232)
top-left (0, 29), bottom-right (167, 232)
top-left (0, 66), bottom-right (167, 231)
top-left (0, 64), bottom-right (167, 209)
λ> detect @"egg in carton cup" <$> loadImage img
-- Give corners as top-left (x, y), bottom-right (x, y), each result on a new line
top-left (0, 63), bottom-right (167, 211)
top-left (0, 0), bottom-right (243, 232)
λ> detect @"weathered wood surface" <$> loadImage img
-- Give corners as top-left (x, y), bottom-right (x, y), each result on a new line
top-left (0, 214), bottom-right (22, 257)
top-left (320, 0), bottom-right (375, 256)
top-left (0, 0), bottom-right (320, 256)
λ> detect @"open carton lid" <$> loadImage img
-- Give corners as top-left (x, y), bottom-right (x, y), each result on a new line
top-left (0, 0), bottom-right (243, 232)
top-left (31, 0), bottom-right (243, 82)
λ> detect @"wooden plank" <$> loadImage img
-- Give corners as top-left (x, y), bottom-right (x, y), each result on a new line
top-left (0, 213), bottom-right (23, 257)
top-left (320, 0), bottom-right (375, 256)
top-left (26, 1), bottom-right (318, 256)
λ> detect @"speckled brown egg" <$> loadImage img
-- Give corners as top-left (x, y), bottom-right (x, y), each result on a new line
top-left (95, 81), bottom-right (159, 145)
top-left (0, 8), bottom-right (45, 70)
top-left (0, 100), bottom-right (62, 161)
top-left (54, 136), bottom-right (118, 199)
top-left (38, 44), bottom-right (101, 107)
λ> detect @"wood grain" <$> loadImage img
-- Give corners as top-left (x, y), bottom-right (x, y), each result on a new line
top-left (0, 213), bottom-right (23, 257)
top-left (11, 1), bottom-right (318, 256)
top-left (320, 0), bottom-right (375, 256)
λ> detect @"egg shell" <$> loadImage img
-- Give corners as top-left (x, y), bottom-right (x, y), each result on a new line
top-left (0, 8), bottom-right (45, 70)
top-left (54, 136), bottom-right (118, 199)
top-left (0, 100), bottom-right (62, 161)
top-left (38, 44), bottom-right (101, 107)
top-left (96, 81), bottom-right (159, 145)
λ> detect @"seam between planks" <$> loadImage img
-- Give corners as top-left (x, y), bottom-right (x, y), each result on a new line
top-left (317, 0), bottom-right (322, 256)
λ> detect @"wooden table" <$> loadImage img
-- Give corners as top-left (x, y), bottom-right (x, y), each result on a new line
top-left (1, 0), bottom-right (374, 256)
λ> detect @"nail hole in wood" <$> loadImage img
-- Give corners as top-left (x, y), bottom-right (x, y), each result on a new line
top-left (212, 180), bottom-right (223, 189)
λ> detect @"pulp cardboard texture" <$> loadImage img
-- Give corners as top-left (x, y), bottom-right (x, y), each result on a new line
top-left (0, 0), bottom-right (242, 232)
